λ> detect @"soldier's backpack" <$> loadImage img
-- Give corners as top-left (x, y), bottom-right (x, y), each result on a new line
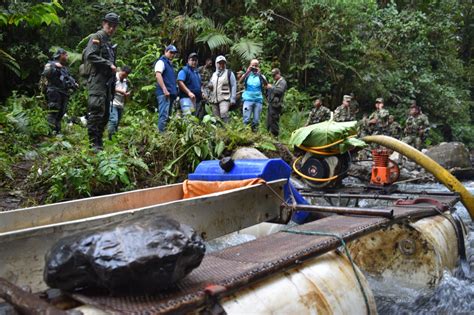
top-left (79, 33), bottom-right (101, 79)
top-left (78, 52), bottom-right (91, 79)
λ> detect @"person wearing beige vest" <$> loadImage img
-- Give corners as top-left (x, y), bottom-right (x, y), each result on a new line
top-left (208, 55), bottom-right (237, 122)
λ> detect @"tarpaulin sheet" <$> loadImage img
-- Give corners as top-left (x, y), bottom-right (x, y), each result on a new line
top-left (182, 178), bottom-right (265, 199)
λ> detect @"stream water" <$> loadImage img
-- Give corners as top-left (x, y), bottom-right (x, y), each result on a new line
top-left (207, 181), bottom-right (474, 314)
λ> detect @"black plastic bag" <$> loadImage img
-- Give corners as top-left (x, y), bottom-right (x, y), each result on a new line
top-left (44, 215), bottom-right (205, 295)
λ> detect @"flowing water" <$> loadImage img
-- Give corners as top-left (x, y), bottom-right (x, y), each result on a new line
top-left (207, 181), bottom-right (474, 314)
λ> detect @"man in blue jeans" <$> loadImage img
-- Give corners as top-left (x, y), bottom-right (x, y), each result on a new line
top-left (154, 45), bottom-right (178, 132)
top-left (239, 59), bottom-right (268, 132)
top-left (177, 52), bottom-right (202, 116)
top-left (108, 66), bottom-right (131, 139)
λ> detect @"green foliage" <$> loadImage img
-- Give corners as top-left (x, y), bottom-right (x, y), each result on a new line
top-left (231, 39), bottom-right (263, 63)
top-left (452, 125), bottom-right (474, 149)
top-left (0, 0), bottom-right (473, 206)
top-left (288, 120), bottom-right (365, 153)
top-left (0, 92), bottom-right (49, 182)
top-left (0, 1), bottom-right (62, 27)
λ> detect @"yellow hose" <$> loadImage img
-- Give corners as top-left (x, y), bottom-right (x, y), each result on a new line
top-left (362, 135), bottom-right (474, 220)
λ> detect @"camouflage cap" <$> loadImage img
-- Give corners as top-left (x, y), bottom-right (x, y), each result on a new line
top-left (343, 95), bottom-right (352, 102)
top-left (103, 12), bottom-right (120, 25)
top-left (375, 98), bottom-right (384, 103)
top-left (53, 48), bottom-right (67, 59)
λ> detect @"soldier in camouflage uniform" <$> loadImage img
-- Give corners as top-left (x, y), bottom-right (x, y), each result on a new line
top-left (84, 12), bottom-right (119, 150)
top-left (197, 58), bottom-right (213, 119)
top-left (306, 98), bottom-right (331, 125)
top-left (403, 103), bottom-right (430, 149)
top-left (388, 115), bottom-right (402, 139)
top-left (358, 113), bottom-right (370, 137)
top-left (42, 48), bottom-right (78, 134)
top-left (266, 68), bottom-right (287, 136)
top-left (368, 98), bottom-right (390, 135)
top-left (334, 95), bottom-right (355, 122)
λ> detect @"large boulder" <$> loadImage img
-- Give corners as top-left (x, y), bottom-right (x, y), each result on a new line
top-left (232, 147), bottom-right (268, 160)
top-left (44, 216), bottom-right (205, 295)
top-left (425, 142), bottom-right (471, 170)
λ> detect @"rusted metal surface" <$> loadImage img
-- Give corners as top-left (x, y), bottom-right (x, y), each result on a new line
top-left (220, 251), bottom-right (377, 314)
top-left (0, 180), bottom-right (286, 293)
top-left (348, 213), bottom-right (459, 289)
top-left (66, 196), bottom-right (458, 314)
top-left (291, 204), bottom-right (394, 218)
top-left (0, 278), bottom-right (65, 315)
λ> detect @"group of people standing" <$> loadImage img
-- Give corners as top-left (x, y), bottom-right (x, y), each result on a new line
top-left (42, 9), bottom-right (289, 153)
top-left (305, 95), bottom-right (430, 149)
top-left (41, 12), bottom-right (429, 152)
top-left (154, 46), bottom-right (288, 136)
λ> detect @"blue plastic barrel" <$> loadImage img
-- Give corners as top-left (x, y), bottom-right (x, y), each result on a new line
top-left (189, 159), bottom-right (310, 223)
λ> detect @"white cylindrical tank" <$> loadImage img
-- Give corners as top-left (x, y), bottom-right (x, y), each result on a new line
top-left (348, 214), bottom-right (460, 289)
top-left (221, 251), bottom-right (377, 314)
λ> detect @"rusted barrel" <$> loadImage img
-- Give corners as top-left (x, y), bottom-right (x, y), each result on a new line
top-left (221, 250), bottom-right (377, 314)
top-left (348, 214), bottom-right (460, 288)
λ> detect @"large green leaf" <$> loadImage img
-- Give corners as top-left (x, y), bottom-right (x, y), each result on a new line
top-left (289, 120), bottom-right (365, 152)
top-left (0, 49), bottom-right (20, 77)
top-left (231, 39), bottom-right (263, 62)
top-left (196, 28), bottom-right (232, 51)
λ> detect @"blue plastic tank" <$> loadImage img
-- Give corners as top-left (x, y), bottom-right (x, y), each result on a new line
top-left (189, 159), bottom-right (310, 223)
top-left (189, 159), bottom-right (291, 182)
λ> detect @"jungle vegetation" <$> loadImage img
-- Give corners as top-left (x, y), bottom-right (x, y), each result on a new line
top-left (0, 0), bottom-right (472, 207)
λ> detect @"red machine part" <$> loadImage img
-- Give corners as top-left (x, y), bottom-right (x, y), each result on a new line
top-left (370, 149), bottom-right (400, 185)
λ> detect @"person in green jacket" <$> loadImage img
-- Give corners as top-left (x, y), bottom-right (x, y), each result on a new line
top-left (84, 12), bottom-right (119, 151)
top-left (266, 68), bottom-right (287, 136)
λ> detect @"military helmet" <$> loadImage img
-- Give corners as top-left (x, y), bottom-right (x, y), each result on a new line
top-left (53, 48), bottom-right (67, 60)
top-left (103, 12), bottom-right (120, 24)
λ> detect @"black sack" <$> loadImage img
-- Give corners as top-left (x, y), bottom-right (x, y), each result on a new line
top-left (44, 215), bottom-right (205, 295)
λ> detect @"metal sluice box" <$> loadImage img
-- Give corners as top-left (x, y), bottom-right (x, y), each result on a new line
top-left (0, 179), bottom-right (288, 294)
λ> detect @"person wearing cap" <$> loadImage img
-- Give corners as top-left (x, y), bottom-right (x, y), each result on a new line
top-left (155, 45), bottom-right (178, 132)
top-left (306, 98), bottom-right (331, 126)
top-left (403, 102), bottom-right (430, 149)
top-left (239, 59), bottom-right (268, 131)
top-left (83, 12), bottom-right (120, 150)
top-left (107, 66), bottom-right (132, 139)
top-left (177, 53), bottom-right (202, 116)
top-left (266, 68), bottom-right (287, 136)
top-left (208, 55), bottom-right (237, 123)
top-left (368, 98), bottom-right (390, 135)
top-left (334, 95), bottom-right (355, 122)
top-left (41, 48), bottom-right (78, 134)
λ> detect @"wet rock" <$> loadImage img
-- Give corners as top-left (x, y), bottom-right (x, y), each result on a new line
top-left (232, 147), bottom-right (268, 160)
top-left (426, 142), bottom-right (471, 170)
top-left (44, 216), bottom-right (206, 295)
top-left (347, 161), bottom-right (372, 181)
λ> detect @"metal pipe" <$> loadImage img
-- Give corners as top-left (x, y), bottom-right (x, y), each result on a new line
top-left (300, 192), bottom-right (410, 201)
top-left (291, 204), bottom-right (394, 218)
